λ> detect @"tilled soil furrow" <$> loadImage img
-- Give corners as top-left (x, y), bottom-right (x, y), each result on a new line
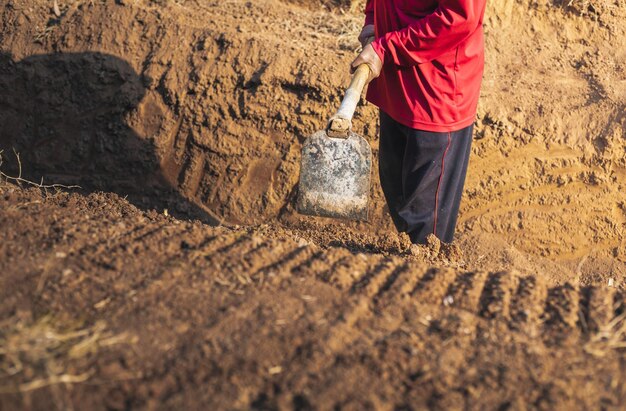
top-left (375, 264), bottom-right (428, 303)
top-left (292, 248), bottom-right (353, 278)
top-left (215, 240), bottom-right (297, 288)
top-left (315, 298), bottom-right (372, 354)
top-left (120, 226), bottom-right (215, 280)
top-left (254, 244), bottom-right (318, 278)
top-left (122, 224), bottom-right (196, 256)
top-left (317, 253), bottom-right (356, 283)
top-left (411, 267), bottom-right (459, 305)
top-left (373, 261), bottom-right (411, 301)
top-left (478, 271), bottom-right (517, 320)
top-left (359, 258), bottom-right (403, 298)
top-left (198, 236), bottom-right (269, 272)
top-left (444, 270), bottom-right (490, 311)
top-left (579, 286), bottom-right (616, 333)
top-left (46, 226), bottom-right (219, 312)
top-left (82, 223), bottom-right (174, 269)
top-left (240, 240), bottom-right (300, 275)
top-left (508, 274), bottom-right (549, 336)
top-left (613, 291), bottom-right (625, 317)
top-left (349, 257), bottom-right (393, 296)
top-left (73, 219), bottom-right (150, 255)
top-left (186, 230), bottom-right (249, 264)
top-left (323, 252), bottom-right (380, 291)
top-left (541, 283), bottom-right (581, 344)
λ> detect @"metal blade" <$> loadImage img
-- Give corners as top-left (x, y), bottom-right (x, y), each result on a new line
top-left (297, 130), bottom-right (371, 221)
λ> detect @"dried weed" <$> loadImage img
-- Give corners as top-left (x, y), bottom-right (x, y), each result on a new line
top-left (554, 0), bottom-right (619, 18)
top-left (0, 316), bottom-right (132, 394)
top-left (0, 149), bottom-right (81, 193)
top-left (584, 312), bottom-right (626, 357)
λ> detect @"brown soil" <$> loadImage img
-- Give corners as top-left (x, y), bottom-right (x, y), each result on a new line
top-left (2, 183), bottom-right (626, 410)
top-left (0, 0), bottom-right (625, 409)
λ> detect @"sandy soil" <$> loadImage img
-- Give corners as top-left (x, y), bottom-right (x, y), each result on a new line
top-left (0, 0), bottom-right (625, 409)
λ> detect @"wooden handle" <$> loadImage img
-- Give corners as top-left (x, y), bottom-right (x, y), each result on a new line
top-left (346, 64), bottom-right (371, 101)
top-left (327, 64), bottom-right (371, 138)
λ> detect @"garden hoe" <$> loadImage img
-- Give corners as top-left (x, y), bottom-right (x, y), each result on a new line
top-left (297, 63), bottom-right (372, 221)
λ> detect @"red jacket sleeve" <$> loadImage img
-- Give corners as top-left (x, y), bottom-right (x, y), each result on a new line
top-left (371, 0), bottom-right (485, 66)
top-left (364, 0), bottom-right (375, 26)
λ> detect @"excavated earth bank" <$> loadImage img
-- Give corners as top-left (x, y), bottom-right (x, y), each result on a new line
top-left (0, 0), bottom-right (625, 409)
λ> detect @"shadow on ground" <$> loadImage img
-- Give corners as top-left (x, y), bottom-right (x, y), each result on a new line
top-left (0, 51), bottom-right (218, 225)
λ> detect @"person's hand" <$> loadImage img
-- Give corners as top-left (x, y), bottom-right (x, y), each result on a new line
top-left (351, 43), bottom-right (382, 83)
top-left (358, 24), bottom-right (375, 48)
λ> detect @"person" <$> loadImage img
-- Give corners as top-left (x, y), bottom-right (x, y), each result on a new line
top-left (351, 0), bottom-right (487, 244)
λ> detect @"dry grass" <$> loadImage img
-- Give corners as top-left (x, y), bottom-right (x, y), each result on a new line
top-left (0, 316), bottom-right (132, 394)
top-left (0, 149), bottom-right (80, 192)
top-left (584, 312), bottom-right (626, 357)
top-left (280, 0), bottom-right (366, 15)
top-left (335, 18), bottom-right (363, 52)
top-left (305, 8), bottom-right (363, 53)
top-left (555, 0), bottom-right (620, 17)
top-left (345, 0), bottom-right (366, 14)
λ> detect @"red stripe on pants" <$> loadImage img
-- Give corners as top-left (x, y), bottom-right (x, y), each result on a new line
top-left (433, 132), bottom-right (452, 236)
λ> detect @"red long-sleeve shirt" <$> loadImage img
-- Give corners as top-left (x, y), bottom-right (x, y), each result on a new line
top-left (364, 0), bottom-right (486, 132)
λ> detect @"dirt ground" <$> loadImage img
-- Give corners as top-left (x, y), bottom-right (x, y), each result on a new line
top-left (0, 0), bottom-right (625, 409)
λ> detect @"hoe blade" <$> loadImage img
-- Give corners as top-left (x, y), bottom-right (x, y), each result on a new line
top-left (297, 130), bottom-right (372, 221)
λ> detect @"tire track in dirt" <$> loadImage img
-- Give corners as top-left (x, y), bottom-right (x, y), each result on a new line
top-left (293, 250), bottom-right (626, 345)
top-left (253, 243), bottom-right (319, 284)
top-left (283, 234), bottom-right (626, 345)
top-left (6, 187), bottom-right (622, 346)
top-left (580, 286), bottom-right (617, 333)
top-left (542, 283), bottom-right (581, 344)
top-left (374, 262), bottom-right (422, 303)
top-left (508, 274), bottom-right (549, 336)
top-left (239, 239), bottom-right (624, 406)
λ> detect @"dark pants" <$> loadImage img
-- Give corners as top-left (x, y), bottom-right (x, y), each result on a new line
top-left (378, 111), bottom-right (473, 244)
